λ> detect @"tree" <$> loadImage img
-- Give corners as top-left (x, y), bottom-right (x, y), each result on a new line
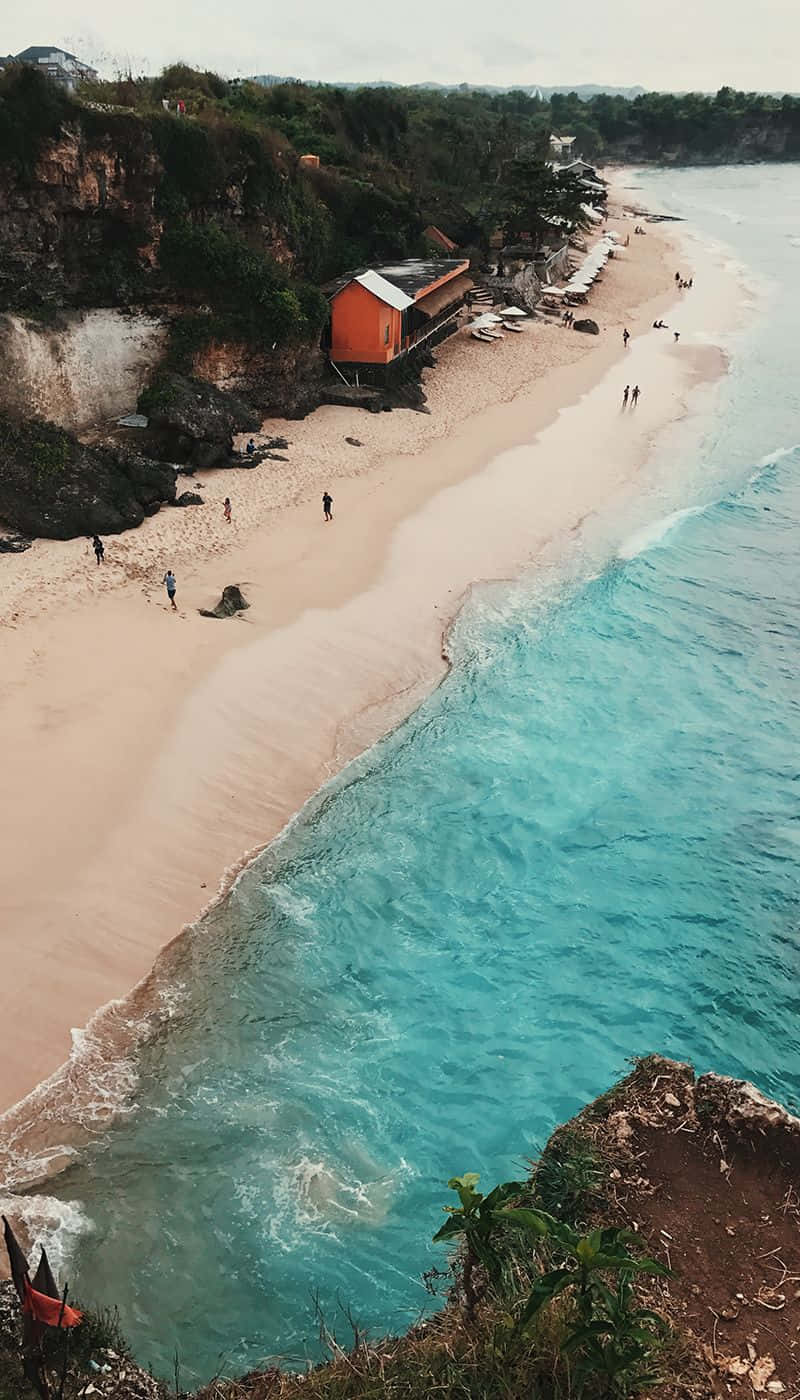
top-left (496, 156), bottom-right (589, 247)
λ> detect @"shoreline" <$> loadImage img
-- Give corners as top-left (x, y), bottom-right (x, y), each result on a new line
top-left (0, 192), bottom-right (743, 1199)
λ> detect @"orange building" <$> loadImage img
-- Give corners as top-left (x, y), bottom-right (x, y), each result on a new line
top-left (327, 259), bottom-right (472, 366)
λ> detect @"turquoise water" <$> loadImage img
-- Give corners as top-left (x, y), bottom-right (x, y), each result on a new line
top-left (46, 167), bottom-right (800, 1383)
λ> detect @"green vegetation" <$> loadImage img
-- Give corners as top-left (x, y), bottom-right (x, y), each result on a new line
top-left (548, 86), bottom-right (800, 160)
top-left (433, 1172), bottom-right (669, 1395)
top-left (3, 61), bottom-right (800, 328)
top-left (158, 220), bottom-right (328, 346)
top-left (495, 158), bottom-right (589, 245)
top-left (0, 63), bottom-right (74, 178)
top-left (0, 1295), bottom-right (129, 1400)
top-left (0, 415), bottom-right (73, 483)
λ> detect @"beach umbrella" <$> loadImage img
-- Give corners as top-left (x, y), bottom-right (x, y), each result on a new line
top-left (501, 306), bottom-right (528, 316)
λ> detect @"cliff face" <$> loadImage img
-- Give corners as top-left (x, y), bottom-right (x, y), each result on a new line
top-left (191, 337), bottom-right (326, 419)
top-left (0, 127), bottom-right (161, 311)
top-left (0, 111), bottom-right (326, 436)
top-left (0, 310), bottom-right (167, 429)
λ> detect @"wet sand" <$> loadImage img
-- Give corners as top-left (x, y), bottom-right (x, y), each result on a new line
top-left (0, 198), bottom-right (740, 1179)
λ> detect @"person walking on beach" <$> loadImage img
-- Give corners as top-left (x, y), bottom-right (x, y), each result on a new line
top-left (631, 385), bottom-right (640, 405)
top-left (623, 327), bottom-right (630, 347)
top-left (223, 496), bottom-right (232, 523)
top-left (322, 491), bottom-right (333, 522)
top-left (674, 330), bottom-right (681, 342)
top-left (91, 534), bottom-right (104, 565)
top-left (622, 385), bottom-right (630, 407)
top-left (163, 569), bottom-right (177, 609)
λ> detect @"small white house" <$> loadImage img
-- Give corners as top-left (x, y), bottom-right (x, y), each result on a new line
top-left (549, 133), bottom-right (576, 159)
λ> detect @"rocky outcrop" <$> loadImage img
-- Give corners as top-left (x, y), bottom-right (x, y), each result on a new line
top-left (199, 585), bottom-right (250, 618)
top-left (573, 318), bottom-right (599, 334)
top-left (139, 373), bottom-right (259, 467)
top-left (192, 339), bottom-right (327, 420)
top-left (0, 413), bottom-right (176, 538)
top-left (483, 254), bottom-right (542, 313)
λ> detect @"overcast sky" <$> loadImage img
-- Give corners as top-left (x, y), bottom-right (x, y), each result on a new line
top-left (6, 0), bottom-right (799, 92)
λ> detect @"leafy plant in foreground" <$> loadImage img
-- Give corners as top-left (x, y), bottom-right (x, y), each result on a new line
top-left (563, 1272), bottom-right (668, 1395)
top-left (433, 1173), bottom-right (524, 1313)
top-left (435, 1174), bottom-right (670, 1395)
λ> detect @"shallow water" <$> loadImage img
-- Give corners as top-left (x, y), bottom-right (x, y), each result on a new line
top-left (34, 166), bottom-right (800, 1383)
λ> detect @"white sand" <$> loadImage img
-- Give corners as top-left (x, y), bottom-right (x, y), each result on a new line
top-left (0, 203), bottom-right (740, 1172)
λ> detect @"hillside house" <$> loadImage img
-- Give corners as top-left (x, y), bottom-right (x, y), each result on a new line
top-left (14, 46), bottom-right (98, 90)
top-left (327, 258), bottom-right (472, 366)
top-left (423, 225), bottom-right (458, 253)
top-left (549, 134), bottom-right (576, 159)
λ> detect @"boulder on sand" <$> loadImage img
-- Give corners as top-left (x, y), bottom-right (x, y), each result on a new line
top-left (0, 412), bottom-right (176, 539)
top-left (198, 584), bottom-right (250, 619)
top-left (573, 318), bottom-right (600, 335)
top-left (175, 491), bottom-right (204, 506)
top-left (139, 373), bottom-right (259, 468)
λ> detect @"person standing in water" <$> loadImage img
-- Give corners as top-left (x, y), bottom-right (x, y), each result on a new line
top-left (623, 328), bottom-right (630, 347)
top-left (223, 497), bottom-right (232, 523)
top-left (631, 385), bottom-right (640, 405)
top-left (622, 385), bottom-right (630, 407)
top-left (322, 491), bottom-right (333, 522)
top-left (163, 570), bottom-right (177, 609)
top-left (91, 535), bottom-right (104, 565)
top-left (674, 331), bottom-right (680, 342)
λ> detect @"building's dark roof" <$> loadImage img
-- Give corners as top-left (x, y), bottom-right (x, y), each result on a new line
top-left (326, 257), bottom-right (467, 302)
top-left (16, 45), bottom-right (82, 62)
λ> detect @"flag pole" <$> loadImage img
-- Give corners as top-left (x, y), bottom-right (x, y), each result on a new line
top-left (56, 1285), bottom-right (70, 1400)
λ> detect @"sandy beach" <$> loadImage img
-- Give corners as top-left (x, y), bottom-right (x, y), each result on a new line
top-left (0, 193), bottom-right (742, 1187)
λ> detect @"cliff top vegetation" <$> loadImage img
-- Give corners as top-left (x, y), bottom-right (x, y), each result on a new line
top-left (2, 1057), bottom-right (799, 1400)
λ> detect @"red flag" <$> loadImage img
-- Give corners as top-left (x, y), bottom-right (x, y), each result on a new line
top-left (23, 1279), bottom-right (82, 1329)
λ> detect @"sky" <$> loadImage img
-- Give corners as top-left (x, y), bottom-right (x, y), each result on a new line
top-left (5, 0), bottom-right (800, 92)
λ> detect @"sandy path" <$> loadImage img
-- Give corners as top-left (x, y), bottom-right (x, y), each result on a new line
top-left (0, 200), bottom-right (736, 1153)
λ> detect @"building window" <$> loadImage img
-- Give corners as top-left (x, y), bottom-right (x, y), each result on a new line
top-left (384, 323), bottom-right (390, 345)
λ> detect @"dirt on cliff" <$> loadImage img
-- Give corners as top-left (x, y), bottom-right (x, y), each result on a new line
top-left (553, 1057), bottom-right (800, 1398)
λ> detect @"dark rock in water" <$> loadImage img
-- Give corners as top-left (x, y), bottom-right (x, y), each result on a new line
top-left (345, 437), bottom-right (363, 447)
top-left (199, 584), bottom-right (250, 619)
top-left (139, 374), bottom-right (259, 469)
top-left (0, 534), bottom-right (32, 553)
top-left (175, 491), bottom-right (204, 506)
top-left (0, 412), bottom-right (176, 539)
top-left (573, 318), bottom-right (600, 335)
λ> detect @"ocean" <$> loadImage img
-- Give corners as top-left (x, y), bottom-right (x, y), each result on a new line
top-left (24, 165), bottom-right (800, 1384)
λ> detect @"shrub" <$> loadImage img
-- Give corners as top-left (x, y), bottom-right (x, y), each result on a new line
top-left (0, 65), bottom-right (74, 179)
top-left (157, 220), bottom-right (327, 348)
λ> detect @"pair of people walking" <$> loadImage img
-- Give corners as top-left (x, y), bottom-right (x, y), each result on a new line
top-left (622, 385), bottom-right (641, 407)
